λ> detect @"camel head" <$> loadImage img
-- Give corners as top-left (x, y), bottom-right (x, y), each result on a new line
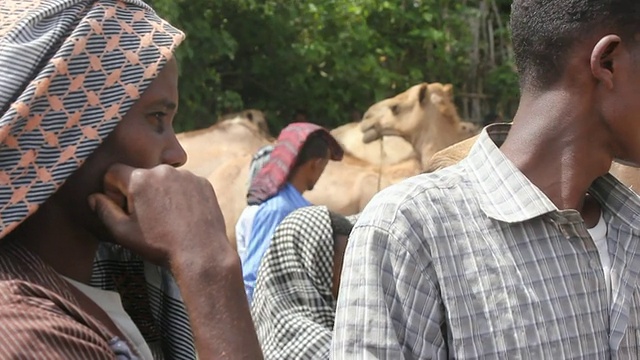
top-left (360, 83), bottom-right (478, 148)
top-left (218, 109), bottom-right (271, 137)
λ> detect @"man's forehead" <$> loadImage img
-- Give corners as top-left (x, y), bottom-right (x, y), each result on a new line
top-left (145, 99), bottom-right (176, 110)
top-left (137, 59), bottom-right (179, 106)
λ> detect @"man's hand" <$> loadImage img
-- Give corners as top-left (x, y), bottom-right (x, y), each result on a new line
top-left (88, 163), bottom-right (263, 359)
top-left (88, 163), bottom-right (228, 267)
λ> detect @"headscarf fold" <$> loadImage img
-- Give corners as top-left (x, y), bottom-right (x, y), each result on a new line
top-left (1, 1), bottom-right (196, 359)
top-left (246, 144), bottom-right (274, 191)
top-left (247, 122), bottom-right (343, 205)
top-left (251, 206), bottom-right (354, 360)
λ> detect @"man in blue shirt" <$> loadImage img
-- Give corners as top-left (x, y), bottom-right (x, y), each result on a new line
top-left (235, 144), bottom-right (275, 262)
top-left (242, 123), bottom-right (343, 304)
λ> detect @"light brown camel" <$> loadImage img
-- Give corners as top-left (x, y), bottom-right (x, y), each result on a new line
top-left (199, 123), bottom-right (422, 249)
top-left (178, 118), bottom-right (420, 249)
top-left (331, 122), bottom-right (416, 166)
top-left (424, 133), bottom-right (640, 195)
top-left (177, 115), bottom-right (273, 177)
top-left (358, 82), bottom-right (479, 169)
top-left (181, 81), bottom-right (478, 249)
top-left (217, 108), bottom-right (270, 136)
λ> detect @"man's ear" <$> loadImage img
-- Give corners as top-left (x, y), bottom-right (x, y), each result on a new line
top-left (591, 35), bottom-right (622, 90)
top-left (312, 158), bottom-right (324, 170)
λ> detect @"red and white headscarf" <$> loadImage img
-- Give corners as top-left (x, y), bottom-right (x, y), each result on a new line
top-left (247, 122), bottom-right (343, 205)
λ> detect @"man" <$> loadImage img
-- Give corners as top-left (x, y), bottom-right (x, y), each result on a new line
top-left (0, 1), bottom-right (261, 358)
top-left (236, 144), bottom-right (274, 261)
top-left (251, 206), bottom-right (355, 359)
top-left (242, 123), bottom-right (343, 304)
top-left (333, 1), bottom-right (640, 359)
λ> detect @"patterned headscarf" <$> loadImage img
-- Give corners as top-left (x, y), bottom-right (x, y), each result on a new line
top-left (247, 122), bottom-right (343, 205)
top-left (1, 1), bottom-right (196, 359)
top-left (0, 0), bottom-right (183, 238)
top-left (251, 206), bottom-right (355, 360)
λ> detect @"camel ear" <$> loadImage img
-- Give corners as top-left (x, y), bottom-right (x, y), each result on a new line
top-left (430, 93), bottom-right (443, 105)
top-left (443, 84), bottom-right (454, 98)
top-left (418, 84), bottom-right (429, 104)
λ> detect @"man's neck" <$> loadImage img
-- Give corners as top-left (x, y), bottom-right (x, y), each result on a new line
top-left (289, 176), bottom-right (307, 195)
top-left (499, 90), bottom-right (614, 221)
top-left (10, 201), bottom-right (100, 284)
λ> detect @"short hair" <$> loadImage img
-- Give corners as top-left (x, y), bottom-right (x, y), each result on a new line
top-left (328, 211), bottom-right (354, 238)
top-left (291, 132), bottom-right (330, 171)
top-left (510, 0), bottom-right (640, 90)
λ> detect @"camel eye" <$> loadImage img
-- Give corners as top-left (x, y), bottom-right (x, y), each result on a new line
top-left (390, 105), bottom-right (399, 114)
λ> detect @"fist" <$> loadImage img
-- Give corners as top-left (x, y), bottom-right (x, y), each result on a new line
top-left (88, 164), bottom-right (229, 267)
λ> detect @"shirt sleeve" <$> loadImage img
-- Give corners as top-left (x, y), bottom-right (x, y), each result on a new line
top-left (331, 224), bottom-right (448, 360)
top-left (0, 305), bottom-right (118, 359)
top-left (235, 213), bottom-right (247, 261)
top-left (242, 206), bottom-right (292, 304)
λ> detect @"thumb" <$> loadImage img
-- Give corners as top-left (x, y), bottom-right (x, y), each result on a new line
top-left (88, 193), bottom-right (131, 239)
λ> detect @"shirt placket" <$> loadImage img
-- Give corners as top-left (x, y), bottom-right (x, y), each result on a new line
top-left (548, 211), bottom-right (611, 351)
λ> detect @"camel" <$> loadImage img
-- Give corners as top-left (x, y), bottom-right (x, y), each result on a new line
top-left (198, 124), bottom-right (422, 249)
top-left (180, 82), bottom-right (478, 249)
top-left (358, 82), bottom-right (479, 169)
top-left (424, 133), bottom-right (640, 195)
top-left (177, 120), bottom-right (420, 249)
top-left (330, 122), bottom-right (416, 166)
top-left (177, 114), bottom-right (273, 177)
top-left (217, 108), bottom-right (270, 136)
top-left (304, 154), bottom-right (421, 214)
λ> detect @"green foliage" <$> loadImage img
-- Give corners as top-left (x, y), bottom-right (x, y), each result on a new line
top-left (149, 0), bottom-right (519, 133)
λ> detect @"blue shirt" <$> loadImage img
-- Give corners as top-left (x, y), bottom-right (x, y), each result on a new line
top-left (242, 183), bottom-right (311, 304)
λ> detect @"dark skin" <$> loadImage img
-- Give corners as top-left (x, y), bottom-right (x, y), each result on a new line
top-left (8, 58), bottom-right (263, 359)
top-left (500, 33), bottom-right (640, 227)
top-left (332, 233), bottom-right (349, 299)
top-left (289, 151), bottom-right (330, 194)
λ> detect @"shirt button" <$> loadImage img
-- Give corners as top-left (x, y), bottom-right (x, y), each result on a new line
top-left (589, 258), bottom-right (600, 269)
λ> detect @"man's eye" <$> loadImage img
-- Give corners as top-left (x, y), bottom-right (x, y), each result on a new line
top-left (151, 112), bottom-right (166, 121)
top-left (149, 112), bottom-right (167, 133)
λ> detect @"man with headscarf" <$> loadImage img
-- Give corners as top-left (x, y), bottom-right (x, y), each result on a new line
top-left (242, 123), bottom-right (343, 304)
top-left (236, 144), bottom-right (274, 261)
top-left (0, 1), bottom-right (261, 358)
top-left (252, 206), bottom-right (355, 359)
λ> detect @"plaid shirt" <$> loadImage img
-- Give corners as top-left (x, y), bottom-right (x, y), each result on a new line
top-left (332, 124), bottom-right (640, 359)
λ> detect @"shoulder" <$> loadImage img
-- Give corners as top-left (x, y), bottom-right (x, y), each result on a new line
top-left (358, 162), bottom-right (475, 234)
top-left (0, 298), bottom-right (116, 358)
top-left (257, 190), bottom-right (303, 217)
top-left (238, 205), bottom-right (260, 223)
top-left (0, 276), bottom-right (116, 358)
top-left (351, 162), bottom-right (481, 261)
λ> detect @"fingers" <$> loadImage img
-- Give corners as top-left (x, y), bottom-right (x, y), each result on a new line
top-left (88, 193), bottom-right (131, 240)
top-left (103, 163), bottom-right (136, 213)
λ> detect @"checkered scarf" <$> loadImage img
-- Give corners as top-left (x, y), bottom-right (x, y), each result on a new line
top-left (246, 123), bottom-right (343, 205)
top-left (251, 206), bottom-right (353, 359)
top-left (1, 1), bottom-right (196, 358)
